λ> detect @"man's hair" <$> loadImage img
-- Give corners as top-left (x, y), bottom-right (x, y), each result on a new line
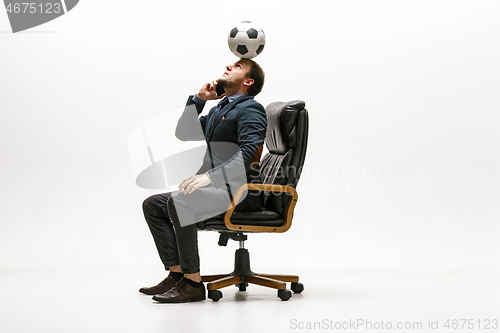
top-left (242, 59), bottom-right (265, 96)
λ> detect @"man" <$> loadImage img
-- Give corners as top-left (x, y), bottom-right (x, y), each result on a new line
top-left (140, 59), bottom-right (267, 303)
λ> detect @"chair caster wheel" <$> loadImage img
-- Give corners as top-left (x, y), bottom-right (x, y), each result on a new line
top-left (291, 282), bottom-right (304, 293)
top-left (236, 282), bottom-right (248, 291)
top-left (208, 290), bottom-right (223, 302)
top-left (278, 289), bottom-right (292, 301)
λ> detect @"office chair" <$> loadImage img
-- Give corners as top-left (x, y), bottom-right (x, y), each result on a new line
top-left (197, 100), bottom-right (309, 301)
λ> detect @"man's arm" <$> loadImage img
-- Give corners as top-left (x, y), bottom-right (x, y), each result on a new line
top-left (174, 96), bottom-right (206, 141)
top-left (175, 80), bottom-right (225, 141)
top-left (176, 80), bottom-right (226, 193)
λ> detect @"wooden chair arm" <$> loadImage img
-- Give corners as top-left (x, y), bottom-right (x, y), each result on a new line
top-left (223, 183), bottom-right (298, 233)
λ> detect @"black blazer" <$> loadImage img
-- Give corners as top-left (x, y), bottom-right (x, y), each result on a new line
top-left (176, 95), bottom-right (267, 192)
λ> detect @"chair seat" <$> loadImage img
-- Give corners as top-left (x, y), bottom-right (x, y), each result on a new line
top-left (197, 210), bottom-right (284, 231)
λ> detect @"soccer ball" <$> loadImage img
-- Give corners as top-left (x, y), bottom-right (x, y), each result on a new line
top-left (228, 21), bottom-right (266, 59)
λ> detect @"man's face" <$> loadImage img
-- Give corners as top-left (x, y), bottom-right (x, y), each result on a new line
top-left (218, 60), bottom-right (250, 90)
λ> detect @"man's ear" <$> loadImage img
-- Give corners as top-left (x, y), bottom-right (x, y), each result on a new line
top-left (243, 78), bottom-right (254, 87)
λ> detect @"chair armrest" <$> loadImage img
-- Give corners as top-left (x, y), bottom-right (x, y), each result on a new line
top-left (223, 183), bottom-right (298, 233)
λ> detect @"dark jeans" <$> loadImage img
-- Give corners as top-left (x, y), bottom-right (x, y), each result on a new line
top-left (143, 186), bottom-right (261, 274)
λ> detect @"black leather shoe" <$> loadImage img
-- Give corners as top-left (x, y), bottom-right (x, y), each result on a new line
top-left (139, 275), bottom-right (178, 295)
top-left (152, 278), bottom-right (206, 303)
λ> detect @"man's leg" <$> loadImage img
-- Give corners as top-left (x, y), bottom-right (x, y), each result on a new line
top-left (142, 192), bottom-right (180, 269)
top-left (152, 187), bottom-right (232, 303)
top-left (139, 192), bottom-right (184, 295)
top-left (167, 188), bottom-right (261, 280)
top-left (166, 188), bottom-right (232, 271)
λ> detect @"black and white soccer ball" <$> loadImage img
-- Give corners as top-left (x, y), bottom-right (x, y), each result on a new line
top-left (228, 21), bottom-right (266, 59)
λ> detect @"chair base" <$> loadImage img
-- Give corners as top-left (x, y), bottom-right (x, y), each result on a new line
top-left (201, 247), bottom-right (302, 301)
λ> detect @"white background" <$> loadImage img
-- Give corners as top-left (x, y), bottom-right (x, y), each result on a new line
top-left (1, 0), bottom-right (499, 280)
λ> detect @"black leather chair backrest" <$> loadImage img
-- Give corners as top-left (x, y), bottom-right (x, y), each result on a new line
top-left (260, 101), bottom-right (308, 215)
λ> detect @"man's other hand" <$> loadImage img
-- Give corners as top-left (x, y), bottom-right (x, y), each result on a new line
top-left (178, 174), bottom-right (212, 194)
top-left (197, 80), bottom-right (225, 101)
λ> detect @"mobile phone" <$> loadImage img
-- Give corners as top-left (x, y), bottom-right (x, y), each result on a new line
top-left (216, 84), bottom-right (225, 97)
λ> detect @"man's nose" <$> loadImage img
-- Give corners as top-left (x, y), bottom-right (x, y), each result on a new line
top-left (226, 65), bottom-right (232, 71)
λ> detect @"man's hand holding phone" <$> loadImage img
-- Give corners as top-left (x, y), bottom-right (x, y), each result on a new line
top-left (197, 80), bottom-right (225, 101)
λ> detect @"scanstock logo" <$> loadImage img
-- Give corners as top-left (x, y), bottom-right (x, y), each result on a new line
top-left (3, 0), bottom-right (79, 33)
